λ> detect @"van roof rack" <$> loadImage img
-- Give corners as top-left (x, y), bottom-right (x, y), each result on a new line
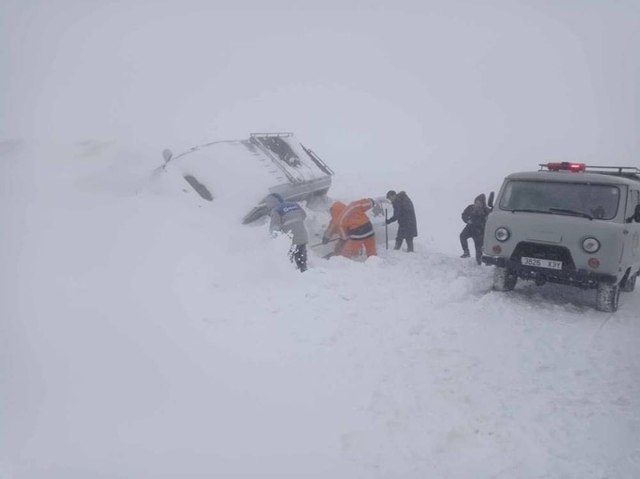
top-left (539, 163), bottom-right (640, 181)
top-left (249, 132), bottom-right (293, 138)
top-left (584, 165), bottom-right (640, 173)
top-left (584, 165), bottom-right (640, 181)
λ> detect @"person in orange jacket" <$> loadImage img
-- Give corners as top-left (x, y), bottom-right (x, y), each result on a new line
top-left (322, 198), bottom-right (377, 258)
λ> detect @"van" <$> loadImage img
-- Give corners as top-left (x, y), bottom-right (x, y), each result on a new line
top-left (482, 162), bottom-right (640, 312)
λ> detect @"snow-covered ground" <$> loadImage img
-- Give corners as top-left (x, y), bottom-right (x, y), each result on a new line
top-left (2, 142), bottom-right (639, 478)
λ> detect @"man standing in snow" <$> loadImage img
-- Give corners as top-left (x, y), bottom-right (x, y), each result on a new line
top-left (265, 193), bottom-right (308, 272)
top-left (385, 190), bottom-right (418, 252)
top-left (322, 198), bottom-right (377, 259)
top-left (460, 193), bottom-right (492, 265)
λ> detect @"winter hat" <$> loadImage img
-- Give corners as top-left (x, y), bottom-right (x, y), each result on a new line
top-left (265, 193), bottom-right (285, 209)
top-left (386, 190), bottom-right (397, 199)
top-left (475, 194), bottom-right (486, 205)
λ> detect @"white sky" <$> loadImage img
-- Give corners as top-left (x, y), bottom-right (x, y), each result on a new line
top-left (2, 1), bottom-right (638, 165)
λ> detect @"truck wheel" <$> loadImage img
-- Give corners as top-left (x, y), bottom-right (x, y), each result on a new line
top-left (493, 266), bottom-right (517, 291)
top-left (621, 273), bottom-right (637, 293)
top-left (595, 282), bottom-right (620, 312)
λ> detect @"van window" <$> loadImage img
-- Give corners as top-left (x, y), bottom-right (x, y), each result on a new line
top-left (499, 181), bottom-right (620, 220)
top-left (626, 190), bottom-right (640, 220)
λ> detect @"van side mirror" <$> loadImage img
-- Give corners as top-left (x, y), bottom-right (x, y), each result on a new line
top-left (635, 204), bottom-right (640, 222)
top-left (487, 191), bottom-right (495, 209)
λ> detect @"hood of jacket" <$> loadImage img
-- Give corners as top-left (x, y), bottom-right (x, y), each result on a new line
top-left (330, 201), bottom-right (346, 218)
top-left (265, 193), bottom-right (284, 210)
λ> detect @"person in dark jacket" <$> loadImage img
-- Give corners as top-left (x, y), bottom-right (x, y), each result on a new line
top-left (460, 193), bottom-right (492, 265)
top-left (265, 193), bottom-right (308, 272)
top-left (385, 190), bottom-right (418, 252)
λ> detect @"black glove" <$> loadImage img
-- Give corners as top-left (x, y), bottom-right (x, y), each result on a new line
top-left (385, 219), bottom-right (391, 225)
top-left (321, 236), bottom-right (329, 245)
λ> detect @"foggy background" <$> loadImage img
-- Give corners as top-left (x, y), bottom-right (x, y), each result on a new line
top-left (2, 2), bottom-right (640, 477)
top-left (1, 0), bottom-right (638, 243)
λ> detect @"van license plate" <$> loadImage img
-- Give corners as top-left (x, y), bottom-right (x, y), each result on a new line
top-left (521, 257), bottom-right (562, 270)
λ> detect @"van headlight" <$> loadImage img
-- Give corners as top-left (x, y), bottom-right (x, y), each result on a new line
top-left (582, 237), bottom-right (600, 253)
top-left (495, 227), bottom-right (510, 242)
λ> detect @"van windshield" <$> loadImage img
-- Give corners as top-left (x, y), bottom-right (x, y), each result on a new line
top-left (499, 181), bottom-right (620, 220)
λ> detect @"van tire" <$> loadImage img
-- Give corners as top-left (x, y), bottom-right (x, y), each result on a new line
top-left (621, 273), bottom-right (637, 293)
top-left (493, 266), bottom-right (517, 291)
top-left (595, 282), bottom-right (620, 312)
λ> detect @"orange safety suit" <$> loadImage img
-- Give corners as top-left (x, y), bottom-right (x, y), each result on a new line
top-left (323, 199), bottom-right (377, 258)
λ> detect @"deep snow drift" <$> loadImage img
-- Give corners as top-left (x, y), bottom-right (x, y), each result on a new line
top-left (1, 141), bottom-right (639, 478)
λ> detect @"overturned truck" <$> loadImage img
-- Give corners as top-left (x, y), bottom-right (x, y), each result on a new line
top-left (160, 132), bottom-right (334, 223)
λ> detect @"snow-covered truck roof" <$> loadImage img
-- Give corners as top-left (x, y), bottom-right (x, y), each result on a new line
top-left (161, 132), bottom-right (334, 223)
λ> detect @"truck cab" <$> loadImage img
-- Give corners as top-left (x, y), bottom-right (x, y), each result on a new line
top-left (482, 162), bottom-right (640, 312)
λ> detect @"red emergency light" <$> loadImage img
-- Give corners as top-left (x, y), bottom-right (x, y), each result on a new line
top-left (546, 162), bottom-right (586, 172)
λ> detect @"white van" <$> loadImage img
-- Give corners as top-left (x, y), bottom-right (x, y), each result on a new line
top-left (482, 162), bottom-right (640, 312)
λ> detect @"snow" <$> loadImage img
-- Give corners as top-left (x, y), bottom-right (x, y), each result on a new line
top-left (1, 141), bottom-right (639, 478)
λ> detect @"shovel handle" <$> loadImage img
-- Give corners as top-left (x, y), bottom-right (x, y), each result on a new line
top-left (385, 209), bottom-right (389, 250)
top-left (309, 237), bottom-right (339, 248)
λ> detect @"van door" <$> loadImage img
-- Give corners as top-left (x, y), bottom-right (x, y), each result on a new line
top-left (625, 189), bottom-right (640, 268)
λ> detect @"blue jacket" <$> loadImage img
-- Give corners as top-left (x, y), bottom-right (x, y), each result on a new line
top-left (265, 194), bottom-right (308, 245)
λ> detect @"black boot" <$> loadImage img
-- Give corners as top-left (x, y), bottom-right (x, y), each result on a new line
top-left (460, 251), bottom-right (470, 258)
top-left (294, 244), bottom-right (308, 272)
top-left (406, 237), bottom-right (414, 253)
